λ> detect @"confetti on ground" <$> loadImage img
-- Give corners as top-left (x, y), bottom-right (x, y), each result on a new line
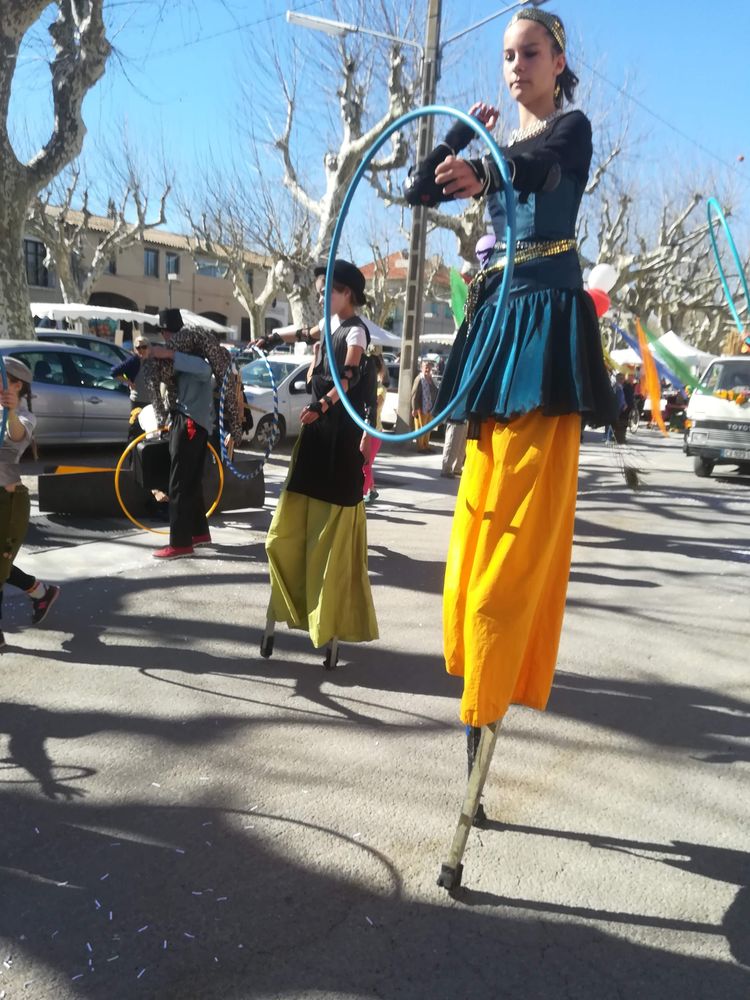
top-left (23, 983), bottom-right (34, 989)
top-left (162, 940), bottom-right (167, 950)
top-left (34, 828), bottom-right (39, 834)
top-left (151, 783), bottom-right (161, 788)
top-left (50, 931), bottom-right (58, 939)
top-left (205, 841), bottom-right (212, 847)
top-left (137, 925), bottom-right (149, 934)
top-left (85, 943), bottom-right (92, 953)
top-left (183, 932), bottom-right (195, 940)
top-left (94, 900), bottom-right (101, 910)
top-left (109, 843), bottom-right (121, 847)
top-left (99, 873), bottom-right (109, 881)
top-left (217, 897), bottom-right (228, 902)
top-left (366, 917), bottom-right (374, 926)
top-left (71, 974), bottom-right (84, 981)
top-left (108, 912), bottom-right (113, 922)
top-left (174, 849), bottom-right (185, 855)
top-left (106, 956), bottom-right (119, 963)
top-left (202, 822), bottom-right (213, 827)
top-left (136, 968), bottom-right (146, 980)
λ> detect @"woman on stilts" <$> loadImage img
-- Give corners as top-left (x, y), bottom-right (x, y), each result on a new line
top-left (408, 8), bottom-right (618, 882)
top-left (263, 260), bottom-right (378, 666)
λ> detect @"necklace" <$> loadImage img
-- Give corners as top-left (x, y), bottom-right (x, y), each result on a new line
top-left (507, 110), bottom-right (564, 147)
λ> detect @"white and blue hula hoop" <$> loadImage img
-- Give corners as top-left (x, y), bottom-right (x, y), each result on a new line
top-left (218, 345), bottom-right (279, 480)
top-left (323, 104), bottom-right (517, 443)
top-left (707, 197), bottom-right (750, 335)
top-left (0, 356), bottom-right (7, 445)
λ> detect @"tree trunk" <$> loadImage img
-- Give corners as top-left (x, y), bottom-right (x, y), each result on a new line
top-left (0, 185), bottom-right (34, 340)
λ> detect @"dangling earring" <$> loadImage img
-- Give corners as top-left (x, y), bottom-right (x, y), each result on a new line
top-left (554, 82), bottom-right (561, 102)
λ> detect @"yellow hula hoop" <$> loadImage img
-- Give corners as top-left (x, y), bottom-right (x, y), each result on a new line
top-left (114, 429), bottom-right (224, 535)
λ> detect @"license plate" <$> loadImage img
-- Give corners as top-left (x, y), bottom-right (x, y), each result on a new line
top-left (722, 449), bottom-right (750, 460)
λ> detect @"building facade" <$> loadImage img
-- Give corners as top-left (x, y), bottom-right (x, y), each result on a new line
top-left (24, 215), bottom-right (289, 341)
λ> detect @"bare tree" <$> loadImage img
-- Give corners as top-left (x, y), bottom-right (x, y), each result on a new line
top-left (0, 2), bottom-right (110, 339)
top-left (184, 1), bottom-right (421, 329)
top-left (27, 153), bottom-right (171, 304)
top-left (588, 183), bottom-right (748, 352)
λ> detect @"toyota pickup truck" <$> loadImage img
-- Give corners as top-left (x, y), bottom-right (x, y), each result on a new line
top-left (684, 356), bottom-right (750, 477)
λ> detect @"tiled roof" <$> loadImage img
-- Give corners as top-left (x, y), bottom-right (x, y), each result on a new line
top-left (360, 250), bottom-right (450, 286)
top-left (42, 206), bottom-right (269, 266)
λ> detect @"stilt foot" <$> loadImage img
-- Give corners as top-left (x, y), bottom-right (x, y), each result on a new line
top-left (436, 863), bottom-right (463, 892)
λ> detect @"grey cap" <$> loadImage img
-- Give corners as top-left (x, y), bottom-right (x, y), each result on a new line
top-left (4, 357), bottom-right (33, 384)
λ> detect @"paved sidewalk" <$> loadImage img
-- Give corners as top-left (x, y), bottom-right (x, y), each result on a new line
top-left (1, 433), bottom-right (748, 999)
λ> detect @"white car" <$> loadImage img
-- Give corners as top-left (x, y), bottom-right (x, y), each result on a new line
top-left (240, 354), bottom-right (310, 449)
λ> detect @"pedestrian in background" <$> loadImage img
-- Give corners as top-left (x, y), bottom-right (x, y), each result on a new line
top-left (411, 360), bottom-right (438, 452)
top-left (112, 335), bottom-right (151, 441)
top-left (362, 352), bottom-right (389, 502)
top-left (441, 419), bottom-right (468, 478)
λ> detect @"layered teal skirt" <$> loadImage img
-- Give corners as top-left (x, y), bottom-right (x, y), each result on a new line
top-left (436, 252), bottom-right (618, 427)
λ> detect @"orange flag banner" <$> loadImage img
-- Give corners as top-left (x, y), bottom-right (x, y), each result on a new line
top-left (636, 318), bottom-right (668, 436)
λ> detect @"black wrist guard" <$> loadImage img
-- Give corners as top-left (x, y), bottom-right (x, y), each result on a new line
top-left (308, 400), bottom-right (324, 415)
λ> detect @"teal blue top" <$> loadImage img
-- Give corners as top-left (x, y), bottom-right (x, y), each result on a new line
top-left (174, 351), bottom-right (213, 432)
top-left (436, 109), bottom-right (617, 427)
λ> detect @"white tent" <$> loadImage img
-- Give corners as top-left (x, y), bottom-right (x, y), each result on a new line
top-left (276, 318), bottom-right (401, 348)
top-left (420, 332), bottom-right (456, 347)
top-left (30, 302), bottom-right (237, 336)
top-left (658, 331), bottom-right (715, 367)
top-left (30, 301), bottom-right (154, 325)
top-left (610, 346), bottom-right (641, 366)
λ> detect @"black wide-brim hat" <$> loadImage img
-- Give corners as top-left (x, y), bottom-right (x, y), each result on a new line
top-left (314, 259), bottom-right (367, 307)
top-left (158, 308), bottom-right (184, 333)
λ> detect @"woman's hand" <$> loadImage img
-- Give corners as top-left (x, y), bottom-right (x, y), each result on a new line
top-left (468, 102), bottom-right (500, 130)
top-left (434, 156), bottom-right (483, 199)
top-left (300, 404), bottom-right (320, 425)
top-left (0, 386), bottom-right (20, 411)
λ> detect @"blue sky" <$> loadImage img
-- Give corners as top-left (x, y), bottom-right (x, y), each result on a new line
top-left (10, 1), bottom-right (750, 243)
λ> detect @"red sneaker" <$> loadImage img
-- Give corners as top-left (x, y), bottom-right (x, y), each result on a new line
top-left (152, 545), bottom-right (194, 559)
top-left (192, 533), bottom-right (212, 547)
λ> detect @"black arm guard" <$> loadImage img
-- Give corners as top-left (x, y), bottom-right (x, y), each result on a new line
top-left (403, 118), bottom-right (480, 208)
top-left (341, 363), bottom-right (361, 388)
top-left (469, 155), bottom-right (561, 200)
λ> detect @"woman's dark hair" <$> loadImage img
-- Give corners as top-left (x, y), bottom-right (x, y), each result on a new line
top-left (19, 381), bottom-right (32, 413)
top-left (545, 15), bottom-right (578, 108)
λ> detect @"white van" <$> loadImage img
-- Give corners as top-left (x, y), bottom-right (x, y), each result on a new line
top-left (684, 356), bottom-right (750, 477)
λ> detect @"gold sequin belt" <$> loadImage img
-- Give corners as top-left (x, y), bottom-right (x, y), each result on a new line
top-left (465, 238), bottom-right (577, 323)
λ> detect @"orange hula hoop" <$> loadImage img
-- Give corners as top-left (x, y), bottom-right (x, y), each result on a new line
top-left (114, 428), bottom-right (224, 535)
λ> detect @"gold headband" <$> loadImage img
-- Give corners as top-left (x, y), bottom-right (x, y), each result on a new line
top-left (508, 8), bottom-right (566, 52)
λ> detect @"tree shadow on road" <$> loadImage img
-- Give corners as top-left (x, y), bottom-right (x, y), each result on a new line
top-left (1, 789), bottom-right (748, 1000)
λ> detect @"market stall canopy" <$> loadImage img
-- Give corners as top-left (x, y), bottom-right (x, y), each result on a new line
top-left (420, 332), bottom-right (457, 347)
top-left (30, 302), bottom-right (237, 336)
top-left (658, 331), bottom-right (715, 366)
top-left (30, 302), bottom-right (153, 325)
top-left (610, 347), bottom-right (641, 366)
top-left (275, 318), bottom-right (400, 347)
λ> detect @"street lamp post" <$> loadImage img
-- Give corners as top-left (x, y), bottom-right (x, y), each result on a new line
top-left (286, 0), bottom-right (549, 431)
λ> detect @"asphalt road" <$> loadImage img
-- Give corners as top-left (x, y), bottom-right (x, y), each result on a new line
top-left (1, 429), bottom-right (748, 1000)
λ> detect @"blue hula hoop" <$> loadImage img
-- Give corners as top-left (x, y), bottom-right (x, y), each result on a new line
top-left (322, 104), bottom-right (516, 443)
top-left (0, 355), bottom-right (7, 445)
top-left (218, 345), bottom-right (279, 480)
top-left (707, 197), bottom-right (750, 335)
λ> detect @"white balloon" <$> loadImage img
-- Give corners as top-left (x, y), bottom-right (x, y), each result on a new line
top-left (588, 262), bottom-right (619, 293)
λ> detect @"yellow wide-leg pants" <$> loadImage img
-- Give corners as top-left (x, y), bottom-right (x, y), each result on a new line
top-left (444, 410), bottom-right (581, 727)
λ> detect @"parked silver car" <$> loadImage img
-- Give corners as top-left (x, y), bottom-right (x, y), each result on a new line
top-left (0, 341), bottom-right (131, 444)
top-left (34, 330), bottom-right (131, 366)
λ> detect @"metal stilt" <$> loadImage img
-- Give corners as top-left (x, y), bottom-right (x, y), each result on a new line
top-left (437, 718), bottom-right (502, 892)
top-left (260, 604), bottom-right (275, 658)
top-left (323, 637), bottom-right (339, 670)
